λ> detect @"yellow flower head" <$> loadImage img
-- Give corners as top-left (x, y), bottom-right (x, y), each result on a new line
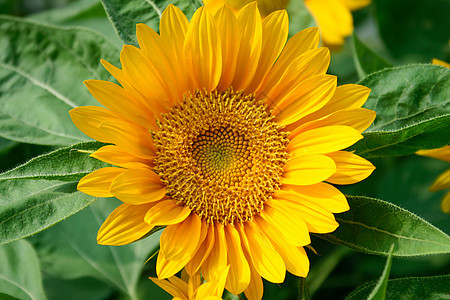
top-left (70, 4), bottom-right (376, 299)
top-left (304, 0), bottom-right (371, 46)
top-left (416, 146), bottom-right (450, 213)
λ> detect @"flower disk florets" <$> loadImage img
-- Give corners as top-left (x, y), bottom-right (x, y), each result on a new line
top-left (152, 88), bottom-right (289, 224)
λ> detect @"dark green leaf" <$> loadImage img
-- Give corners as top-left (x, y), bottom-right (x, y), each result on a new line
top-left (101, 0), bottom-right (198, 46)
top-left (29, 198), bottom-right (160, 299)
top-left (0, 239), bottom-right (46, 300)
top-left (346, 275), bottom-right (450, 300)
top-left (374, 0), bottom-right (450, 63)
top-left (0, 16), bottom-right (120, 146)
top-left (0, 141), bottom-right (108, 181)
top-left (352, 64), bottom-right (450, 158)
top-left (352, 33), bottom-right (392, 79)
top-left (367, 245), bottom-right (394, 300)
top-left (42, 276), bottom-right (113, 300)
top-left (316, 196), bottom-right (450, 257)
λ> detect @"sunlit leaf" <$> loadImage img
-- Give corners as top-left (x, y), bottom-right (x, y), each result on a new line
top-left (352, 64), bottom-right (450, 158)
top-left (316, 196), bottom-right (450, 256)
top-left (101, 0), bottom-right (198, 46)
top-left (0, 239), bottom-right (46, 300)
top-left (0, 16), bottom-right (119, 146)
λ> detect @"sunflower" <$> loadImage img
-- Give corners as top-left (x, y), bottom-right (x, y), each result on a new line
top-left (70, 3), bottom-right (375, 299)
top-left (203, 0), bottom-right (289, 17)
top-left (150, 266), bottom-right (229, 300)
top-left (304, 0), bottom-right (371, 46)
top-left (416, 146), bottom-right (450, 213)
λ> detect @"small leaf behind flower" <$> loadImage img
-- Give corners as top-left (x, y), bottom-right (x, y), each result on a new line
top-left (316, 196), bottom-right (450, 257)
top-left (352, 33), bottom-right (392, 79)
top-left (352, 64), bottom-right (450, 158)
top-left (367, 244), bottom-right (394, 300)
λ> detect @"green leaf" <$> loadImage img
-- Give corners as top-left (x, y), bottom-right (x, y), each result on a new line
top-left (0, 141), bottom-right (107, 244)
top-left (0, 141), bottom-right (108, 181)
top-left (316, 196), bottom-right (450, 257)
top-left (374, 0), bottom-right (449, 63)
top-left (352, 33), bottom-right (392, 79)
top-left (0, 239), bottom-right (46, 300)
top-left (346, 275), bottom-right (450, 300)
top-left (42, 276), bottom-right (114, 300)
top-left (101, 0), bottom-right (198, 46)
top-left (0, 16), bottom-right (120, 146)
top-left (367, 244), bottom-right (394, 300)
top-left (286, 0), bottom-right (316, 37)
top-left (29, 198), bottom-right (161, 300)
top-left (352, 64), bottom-right (450, 158)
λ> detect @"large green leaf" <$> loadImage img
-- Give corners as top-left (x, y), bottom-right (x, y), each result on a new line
top-left (346, 275), bottom-right (450, 300)
top-left (101, 0), bottom-right (198, 46)
top-left (29, 198), bottom-right (161, 300)
top-left (316, 196), bottom-right (450, 257)
top-left (352, 64), bottom-right (450, 158)
top-left (0, 141), bottom-right (107, 244)
top-left (0, 239), bottom-right (46, 300)
top-left (352, 33), bottom-right (392, 79)
top-left (374, 0), bottom-right (449, 63)
top-left (0, 16), bottom-right (120, 146)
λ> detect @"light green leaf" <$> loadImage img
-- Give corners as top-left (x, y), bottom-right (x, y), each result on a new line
top-left (0, 141), bottom-right (108, 181)
top-left (367, 244), bottom-right (394, 300)
top-left (0, 141), bottom-right (107, 244)
top-left (0, 16), bottom-right (120, 146)
top-left (346, 275), bottom-right (450, 300)
top-left (351, 64), bottom-right (450, 158)
top-left (352, 33), bottom-right (392, 79)
top-left (29, 198), bottom-right (161, 300)
top-left (316, 196), bottom-right (450, 257)
top-left (286, 0), bottom-right (316, 37)
top-left (0, 239), bottom-right (46, 300)
top-left (101, 0), bottom-right (198, 46)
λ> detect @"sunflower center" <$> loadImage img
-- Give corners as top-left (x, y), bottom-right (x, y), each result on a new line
top-left (152, 89), bottom-right (289, 225)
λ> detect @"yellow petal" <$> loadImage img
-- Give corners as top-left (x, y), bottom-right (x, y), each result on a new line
top-left (262, 27), bottom-right (319, 93)
top-left (416, 146), bottom-right (450, 162)
top-left (184, 7), bottom-right (222, 92)
top-left (340, 0), bottom-right (371, 11)
top-left (144, 199), bottom-right (191, 226)
top-left (290, 108), bottom-right (376, 138)
top-left (214, 5), bottom-right (240, 91)
top-left (282, 155), bottom-right (336, 186)
top-left (195, 265), bottom-right (229, 299)
top-left (223, 225), bottom-right (251, 294)
top-left (78, 167), bottom-right (125, 197)
top-left (160, 213), bottom-right (202, 261)
top-left (149, 277), bottom-right (188, 300)
top-left (260, 201), bottom-right (310, 247)
top-left (83, 80), bottom-right (158, 131)
top-left (231, 2), bottom-right (262, 90)
top-left (99, 121), bottom-right (156, 160)
top-left (305, 0), bottom-right (353, 45)
top-left (247, 9), bottom-right (289, 92)
top-left (69, 106), bottom-right (120, 143)
top-left (263, 47), bottom-right (330, 104)
top-left (281, 182), bottom-right (349, 213)
top-left (287, 125), bottom-right (362, 158)
top-left (430, 169), bottom-right (450, 191)
top-left (274, 75), bottom-right (337, 126)
top-left (240, 222), bottom-right (285, 283)
top-left (91, 145), bottom-right (152, 169)
top-left (300, 84), bottom-right (371, 124)
top-left (441, 191), bottom-right (450, 214)
top-left (100, 59), bottom-right (143, 101)
top-left (274, 193), bottom-right (339, 234)
top-left (97, 202), bottom-right (156, 246)
top-left (326, 151), bottom-right (375, 185)
top-left (186, 225), bottom-right (215, 276)
top-left (242, 250), bottom-right (263, 300)
top-left (202, 224), bottom-right (228, 282)
top-left (255, 216), bottom-right (309, 277)
top-left (110, 168), bottom-right (166, 205)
